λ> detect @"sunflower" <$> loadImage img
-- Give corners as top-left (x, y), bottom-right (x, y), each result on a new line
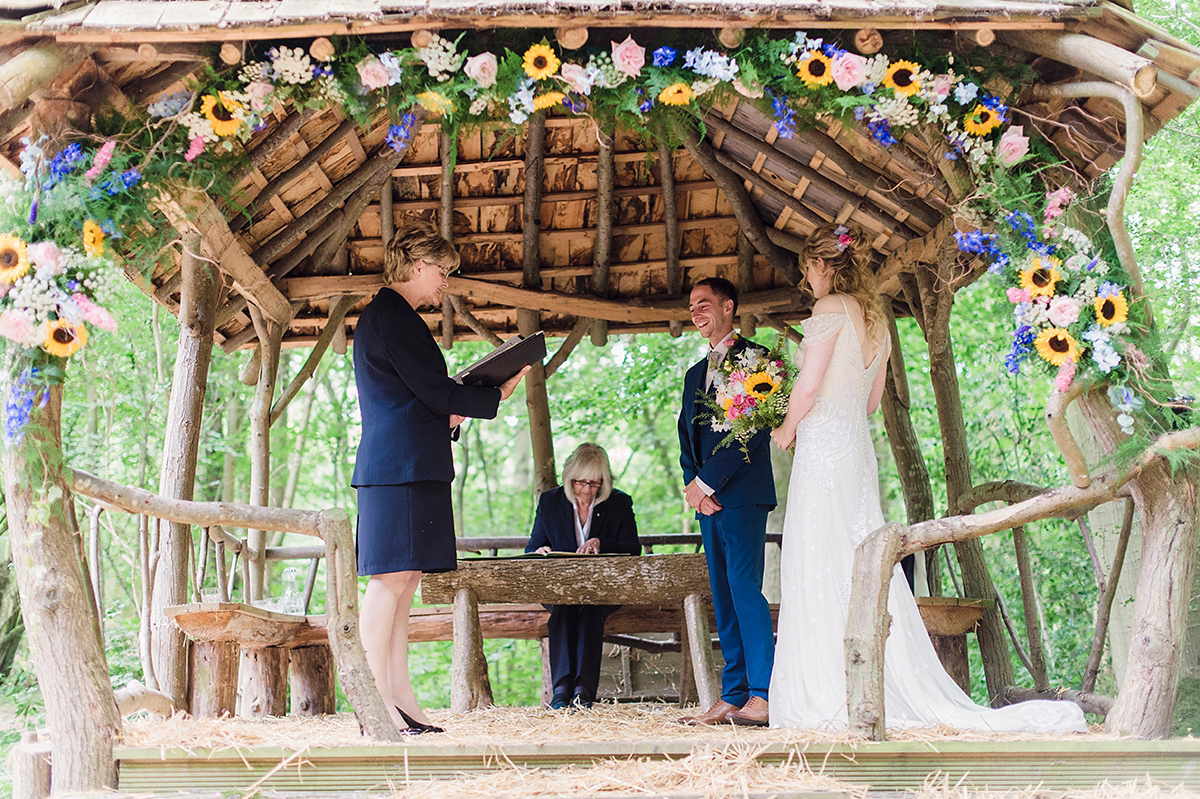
top-left (744, 372), bottom-right (779, 400)
top-left (1034, 327), bottom-right (1079, 366)
top-left (797, 51), bottom-right (834, 88)
top-left (0, 233), bottom-right (29, 283)
top-left (42, 318), bottom-right (88, 358)
top-left (416, 91), bottom-right (454, 117)
top-left (523, 43), bottom-right (560, 80)
top-left (1018, 257), bottom-right (1062, 298)
top-left (883, 60), bottom-right (922, 96)
top-left (1094, 291), bottom-right (1128, 327)
top-left (658, 82), bottom-right (694, 106)
top-left (532, 92), bottom-right (565, 110)
top-left (82, 219), bottom-right (105, 258)
top-left (201, 92), bottom-right (243, 137)
top-left (963, 103), bottom-right (1003, 136)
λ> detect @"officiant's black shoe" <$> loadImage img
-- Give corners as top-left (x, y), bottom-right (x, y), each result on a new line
top-left (397, 706), bottom-right (445, 734)
top-left (679, 699), bottom-right (741, 726)
top-left (728, 696), bottom-right (769, 727)
top-left (549, 692), bottom-right (571, 710)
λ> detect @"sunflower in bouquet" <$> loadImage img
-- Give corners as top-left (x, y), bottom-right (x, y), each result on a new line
top-left (699, 335), bottom-right (796, 461)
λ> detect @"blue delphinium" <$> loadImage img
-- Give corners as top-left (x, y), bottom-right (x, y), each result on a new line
top-left (5, 367), bottom-right (39, 445)
top-left (867, 118), bottom-right (896, 147)
top-left (652, 47), bottom-right (676, 67)
top-left (42, 141), bottom-right (85, 190)
top-left (386, 111), bottom-right (420, 152)
top-left (768, 92), bottom-right (797, 139)
top-left (1006, 326), bottom-right (1035, 375)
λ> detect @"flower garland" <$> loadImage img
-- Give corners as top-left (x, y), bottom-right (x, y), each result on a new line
top-left (955, 187), bottom-right (1147, 434)
top-left (0, 136), bottom-right (125, 442)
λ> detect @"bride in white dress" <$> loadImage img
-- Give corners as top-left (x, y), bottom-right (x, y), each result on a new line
top-left (767, 223), bottom-right (1086, 733)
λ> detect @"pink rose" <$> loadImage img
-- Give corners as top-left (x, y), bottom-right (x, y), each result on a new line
top-left (831, 52), bottom-right (866, 91)
top-left (1054, 358), bottom-right (1076, 392)
top-left (996, 125), bottom-right (1030, 166)
top-left (464, 52), bottom-right (498, 88)
top-left (0, 309), bottom-right (33, 344)
top-left (356, 56), bottom-right (390, 90)
top-left (27, 241), bottom-right (64, 276)
top-left (245, 80), bottom-right (273, 112)
top-left (1047, 295), bottom-right (1081, 327)
top-left (931, 74), bottom-right (954, 101)
top-left (1006, 287), bottom-right (1031, 304)
top-left (610, 35), bottom-right (645, 77)
top-left (559, 63), bottom-right (590, 93)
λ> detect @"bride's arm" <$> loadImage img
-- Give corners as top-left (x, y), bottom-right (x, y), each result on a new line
top-left (770, 329), bottom-right (838, 449)
top-left (866, 335), bottom-right (891, 414)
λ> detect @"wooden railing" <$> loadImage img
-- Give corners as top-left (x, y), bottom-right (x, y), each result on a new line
top-left (65, 468), bottom-right (405, 741)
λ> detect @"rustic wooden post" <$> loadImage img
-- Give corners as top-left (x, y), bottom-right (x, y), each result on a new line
top-left (438, 132), bottom-right (456, 349)
top-left (2, 385), bottom-right (119, 790)
top-left (151, 232), bottom-right (219, 708)
top-left (450, 587), bottom-right (493, 711)
top-left (239, 646), bottom-right (288, 716)
top-left (677, 622), bottom-right (697, 706)
top-left (11, 733), bottom-right (52, 799)
top-left (520, 111), bottom-right (558, 494)
top-left (846, 523), bottom-right (903, 739)
top-left (1011, 526), bottom-right (1050, 690)
top-left (657, 137), bottom-right (684, 338)
top-left (919, 252), bottom-right (1015, 698)
top-left (682, 593), bottom-right (718, 710)
top-left (289, 646), bottom-right (336, 714)
top-left (189, 640), bottom-right (238, 718)
top-left (591, 126), bottom-right (614, 346)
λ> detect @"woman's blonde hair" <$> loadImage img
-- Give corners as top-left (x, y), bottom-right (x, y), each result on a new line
top-left (562, 442), bottom-right (614, 505)
top-left (799, 222), bottom-right (884, 339)
top-left (383, 220), bottom-right (461, 285)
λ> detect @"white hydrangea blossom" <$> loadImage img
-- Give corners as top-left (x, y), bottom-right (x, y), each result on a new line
top-left (863, 55), bottom-right (889, 86)
top-left (269, 47), bottom-right (314, 85)
top-left (178, 112), bottom-right (218, 143)
top-left (239, 61), bottom-right (271, 83)
top-left (873, 95), bottom-right (918, 127)
top-left (417, 34), bottom-right (464, 82)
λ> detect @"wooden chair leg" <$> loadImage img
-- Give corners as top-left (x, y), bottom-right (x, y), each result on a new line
top-left (450, 587), bottom-right (494, 712)
top-left (289, 646), bottom-right (336, 715)
top-left (189, 640), bottom-right (238, 718)
top-left (540, 637), bottom-right (552, 707)
top-left (683, 593), bottom-right (718, 710)
top-left (239, 646), bottom-right (288, 717)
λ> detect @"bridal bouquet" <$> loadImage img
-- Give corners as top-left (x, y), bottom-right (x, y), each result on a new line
top-left (700, 335), bottom-right (795, 461)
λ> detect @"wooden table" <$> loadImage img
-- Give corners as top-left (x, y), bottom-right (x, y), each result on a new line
top-left (420, 553), bottom-right (717, 712)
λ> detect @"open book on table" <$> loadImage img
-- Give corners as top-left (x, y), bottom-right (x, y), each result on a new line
top-left (452, 331), bottom-right (547, 388)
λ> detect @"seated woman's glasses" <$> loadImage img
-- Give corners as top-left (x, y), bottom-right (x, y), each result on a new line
top-left (571, 479), bottom-right (602, 489)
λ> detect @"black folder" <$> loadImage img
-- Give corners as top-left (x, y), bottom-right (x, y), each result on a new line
top-left (452, 332), bottom-right (546, 388)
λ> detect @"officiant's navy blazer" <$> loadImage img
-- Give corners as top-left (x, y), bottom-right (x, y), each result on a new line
top-left (351, 287), bottom-right (501, 487)
top-left (677, 336), bottom-right (777, 510)
top-left (525, 486), bottom-right (641, 556)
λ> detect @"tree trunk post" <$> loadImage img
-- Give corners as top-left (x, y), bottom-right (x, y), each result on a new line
top-left (920, 255), bottom-right (1015, 698)
top-left (238, 647), bottom-right (288, 717)
top-left (151, 233), bottom-right (219, 709)
top-left (11, 733), bottom-right (52, 799)
top-left (2, 384), bottom-right (119, 791)
top-left (245, 305), bottom-right (289, 600)
top-left (846, 523), bottom-right (903, 739)
top-left (682, 593), bottom-right (718, 710)
top-left (189, 639), bottom-right (237, 718)
top-left (450, 587), bottom-right (493, 712)
top-left (289, 646), bottom-right (336, 715)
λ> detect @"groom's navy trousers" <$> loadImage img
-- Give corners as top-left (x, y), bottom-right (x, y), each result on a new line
top-left (678, 341), bottom-right (777, 706)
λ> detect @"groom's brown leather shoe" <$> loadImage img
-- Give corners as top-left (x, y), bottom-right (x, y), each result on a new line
top-left (678, 699), bottom-right (741, 726)
top-left (728, 696), bottom-right (769, 727)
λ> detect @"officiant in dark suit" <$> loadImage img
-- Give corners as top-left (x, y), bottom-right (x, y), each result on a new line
top-left (526, 443), bottom-right (641, 709)
top-left (352, 220), bottom-right (529, 735)
top-left (676, 277), bottom-right (776, 727)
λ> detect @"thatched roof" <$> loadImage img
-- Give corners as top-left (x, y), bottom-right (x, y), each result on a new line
top-left (1, 0), bottom-right (1197, 351)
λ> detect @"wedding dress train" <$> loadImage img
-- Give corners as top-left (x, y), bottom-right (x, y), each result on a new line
top-left (769, 306), bottom-right (1086, 733)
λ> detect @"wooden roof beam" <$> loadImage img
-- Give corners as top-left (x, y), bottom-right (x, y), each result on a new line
top-left (999, 30), bottom-right (1157, 99)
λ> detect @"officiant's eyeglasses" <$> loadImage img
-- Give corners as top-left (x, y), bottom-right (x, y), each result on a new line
top-left (420, 260), bottom-right (457, 278)
top-left (572, 479), bottom-right (603, 489)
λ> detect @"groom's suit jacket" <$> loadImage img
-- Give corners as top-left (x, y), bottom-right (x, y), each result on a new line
top-left (677, 335), bottom-right (777, 510)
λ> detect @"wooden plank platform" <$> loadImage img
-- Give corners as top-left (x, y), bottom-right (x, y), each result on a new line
top-left (115, 738), bottom-right (1200, 793)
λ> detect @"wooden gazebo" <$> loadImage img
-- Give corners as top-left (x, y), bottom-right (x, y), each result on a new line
top-left (2, 0), bottom-right (1199, 793)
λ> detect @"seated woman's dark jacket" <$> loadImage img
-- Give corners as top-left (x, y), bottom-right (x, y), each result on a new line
top-left (525, 486), bottom-right (641, 556)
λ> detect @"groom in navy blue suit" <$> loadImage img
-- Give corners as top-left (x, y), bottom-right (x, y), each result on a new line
top-left (677, 277), bottom-right (776, 727)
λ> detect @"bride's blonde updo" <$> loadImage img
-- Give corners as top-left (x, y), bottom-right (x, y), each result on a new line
top-left (799, 222), bottom-right (884, 340)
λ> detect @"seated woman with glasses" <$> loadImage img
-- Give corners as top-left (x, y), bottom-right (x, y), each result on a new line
top-left (525, 442), bottom-right (641, 709)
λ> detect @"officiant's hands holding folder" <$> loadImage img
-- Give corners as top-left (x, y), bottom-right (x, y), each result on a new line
top-left (449, 365), bottom-right (530, 428)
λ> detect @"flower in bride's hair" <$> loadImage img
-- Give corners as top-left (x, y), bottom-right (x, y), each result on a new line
top-left (834, 225), bottom-right (853, 252)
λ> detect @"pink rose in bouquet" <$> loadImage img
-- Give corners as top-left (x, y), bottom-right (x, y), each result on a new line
top-left (996, 125), bottom-right (1030, 166)
top-left (464, 52), bottom-right (498, 87)
top-left (356, 56), bottom-right (391, 90)
top-left (1047, 295), bottom-right (1081, 327)
top-left (611, 36), bottom-right (645, 77)
top-left (831, 52), bottom-right (866, 91)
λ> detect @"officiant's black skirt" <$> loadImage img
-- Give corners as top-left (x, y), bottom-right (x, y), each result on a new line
top-left (356, 482), bottom-right (457, 576)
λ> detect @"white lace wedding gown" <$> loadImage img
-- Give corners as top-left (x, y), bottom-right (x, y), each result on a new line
top-left (769, 306), bottom-right (1087, 733)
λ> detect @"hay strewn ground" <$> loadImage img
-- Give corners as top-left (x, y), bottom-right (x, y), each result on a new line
top-left (114, 704), bottom-right (1199, 798)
